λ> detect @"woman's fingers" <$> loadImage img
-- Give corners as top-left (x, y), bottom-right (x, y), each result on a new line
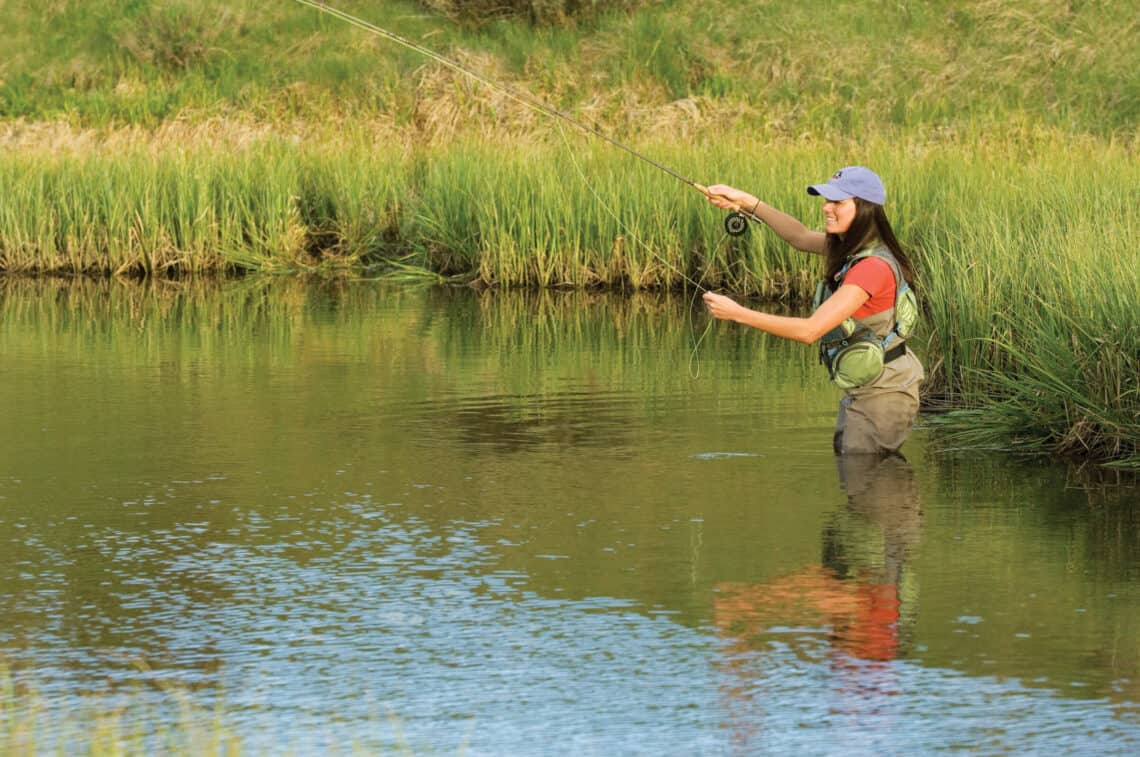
top-left (702, 291), bottom-right (739, 321)
top-left (703, 184), bottom-right (736, 207)
top-left (704, 184), bottom-right (756, 212)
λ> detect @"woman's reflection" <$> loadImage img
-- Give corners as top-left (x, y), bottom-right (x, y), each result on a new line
top-left (713, 453), bottom-right (922, 745)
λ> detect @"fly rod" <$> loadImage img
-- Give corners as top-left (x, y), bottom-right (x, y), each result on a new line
top-left (291, 0), bottom-right (760, 233)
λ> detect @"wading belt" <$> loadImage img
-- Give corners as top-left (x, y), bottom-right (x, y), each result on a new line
top-left (884, 343), bottom-right (907, 363)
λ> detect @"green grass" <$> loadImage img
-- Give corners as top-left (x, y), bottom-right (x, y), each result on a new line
top-left (1, 0), bottom-right (1137, 464)
top-left (0, 128), bottom-right (410, 275)
top-left (2, 1), bottom-right (1137, 136)
top-left (2, 126), bottom-right (1136, 465)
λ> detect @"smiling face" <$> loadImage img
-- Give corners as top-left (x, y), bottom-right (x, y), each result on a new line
top-left (822, 198), bottom-right (857, 236)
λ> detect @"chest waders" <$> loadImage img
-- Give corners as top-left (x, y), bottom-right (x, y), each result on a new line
top-left (813, 246), bottom-right (919, 390)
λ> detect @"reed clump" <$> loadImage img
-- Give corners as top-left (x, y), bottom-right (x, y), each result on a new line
top-left (116, 1), bottom-right (240, 72)
top-left (0, 125), bottom-right (409, 276)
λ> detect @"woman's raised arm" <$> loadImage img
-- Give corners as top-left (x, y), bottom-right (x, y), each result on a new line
top-left (703, 184), bottom-right (826, 255)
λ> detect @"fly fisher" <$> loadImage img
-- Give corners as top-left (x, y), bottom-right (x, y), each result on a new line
top-left (290, 3), bottom-right (923, 424)
top-left (702, 168), bottom-right (924, 455)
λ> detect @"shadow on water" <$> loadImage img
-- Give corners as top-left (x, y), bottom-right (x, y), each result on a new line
top-left (1, 277), bottom-right (1138, 752)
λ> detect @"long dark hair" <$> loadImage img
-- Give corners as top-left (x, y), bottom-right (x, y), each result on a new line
top-left (824, 199), bottom-right (917, 292)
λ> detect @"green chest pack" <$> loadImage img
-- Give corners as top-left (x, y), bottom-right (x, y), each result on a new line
top-left (812, 247), bottom-right (918, 390)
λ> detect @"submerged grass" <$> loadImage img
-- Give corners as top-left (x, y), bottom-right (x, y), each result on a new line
top-left (1, 662), bottom-right (243, 756)
top-left (1, 660), bottom-right (441, 754)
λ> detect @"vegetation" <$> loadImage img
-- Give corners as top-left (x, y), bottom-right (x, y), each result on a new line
top-left (0, 662), bottom-right (242, 756)
top-left (419, 0), bottom-right (642, 27)
top-left (2, 0), bottom-right (1136, 133)
top-left (0, 0), bottom-right (1137, 464)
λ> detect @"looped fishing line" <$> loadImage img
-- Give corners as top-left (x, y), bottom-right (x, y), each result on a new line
top-left (293, 0), bottom-right (754, 376)
top-left (555, 123), bottom-right (734, 378)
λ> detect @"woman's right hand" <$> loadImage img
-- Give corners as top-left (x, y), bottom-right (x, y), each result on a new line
top-left (703, 184), bottom-right (758, 212)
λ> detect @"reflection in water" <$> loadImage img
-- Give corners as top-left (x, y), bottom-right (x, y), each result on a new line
top-left (823, 454), bottom-right (922, 661)
top-left (2, 280), bottom-right (1139, 753)
top-left (715, 454), bottom-right (922, 748)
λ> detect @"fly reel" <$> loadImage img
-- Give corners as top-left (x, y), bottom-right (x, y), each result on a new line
top-left (724, 211), bottom-right (749, 237)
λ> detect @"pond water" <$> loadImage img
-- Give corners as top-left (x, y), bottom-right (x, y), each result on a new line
top-left (1, 278), bottom-right (1138, 754)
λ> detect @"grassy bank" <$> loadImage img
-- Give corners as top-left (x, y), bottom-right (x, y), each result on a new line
top-left (2, 126), bottom-right (1136, 465)
top-left (1, 0), bottom-right (1137, 465)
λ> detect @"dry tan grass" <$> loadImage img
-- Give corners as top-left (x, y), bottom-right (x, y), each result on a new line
top-left (0, 115), bottom-right (406, 154)
top-left (412, 51), bottom-right (546, 140)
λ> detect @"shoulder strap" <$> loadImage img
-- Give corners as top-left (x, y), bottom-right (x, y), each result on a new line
top-left (838, 247), bottom-right (899, 284)
top-left (837, 248), bottom-right (875, 280)
top-left (858, 246), bottom-right (904, 292)
top-left (870, 246), bottom-right (914, 305)
top-left (845, 245), bottom-right (908, 347)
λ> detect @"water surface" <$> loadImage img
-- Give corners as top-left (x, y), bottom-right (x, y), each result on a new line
top-left (1, 279), bottom-right (1137, 754)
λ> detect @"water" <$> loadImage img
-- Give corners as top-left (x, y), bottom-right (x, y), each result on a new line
top-left (1, 278), bottom-right (1137, 754)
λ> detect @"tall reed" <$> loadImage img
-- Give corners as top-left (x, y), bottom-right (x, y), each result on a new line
top-left (0, 136), bottom-right (409, 275)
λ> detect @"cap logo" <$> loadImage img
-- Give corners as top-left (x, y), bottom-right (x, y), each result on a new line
top-left (832, 170), bottom-right (843, 180)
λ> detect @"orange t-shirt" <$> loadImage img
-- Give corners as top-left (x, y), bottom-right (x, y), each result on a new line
top-left (843, 257), bottom-right (896, 318)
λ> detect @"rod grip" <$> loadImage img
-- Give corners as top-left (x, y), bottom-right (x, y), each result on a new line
top-left (694, 183), bottom-right (741, 211)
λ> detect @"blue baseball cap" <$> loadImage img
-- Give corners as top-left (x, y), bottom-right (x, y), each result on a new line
top-left (807, 166), bottom-right (886, 205)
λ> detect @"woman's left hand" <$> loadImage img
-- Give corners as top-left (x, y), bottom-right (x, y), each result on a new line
top-left (703, 292), bottom-right (744, 322)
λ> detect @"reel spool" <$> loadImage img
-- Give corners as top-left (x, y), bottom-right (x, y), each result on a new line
top-left (724, 211), bottom-right (749, 237)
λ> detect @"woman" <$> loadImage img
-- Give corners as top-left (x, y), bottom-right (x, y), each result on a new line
top-left (702, 166), bottom-right (923, 455)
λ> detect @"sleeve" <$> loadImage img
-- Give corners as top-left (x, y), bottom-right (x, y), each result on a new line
top-left (843, 258), bottom-right (895, 302)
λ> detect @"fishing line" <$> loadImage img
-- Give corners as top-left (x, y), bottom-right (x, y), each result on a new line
top-left (554, 122), bottom-right (726, 378)
top-left (290, 0), bottom-right (765, 223)
top-left (685, 234), bottom-right (736, 378)
top-left (293, 0), bottom-right (755, 373)
top-left (552, 123), bottom-right (705, 292)
top-left (296, 0), bottom-right (702, 191)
